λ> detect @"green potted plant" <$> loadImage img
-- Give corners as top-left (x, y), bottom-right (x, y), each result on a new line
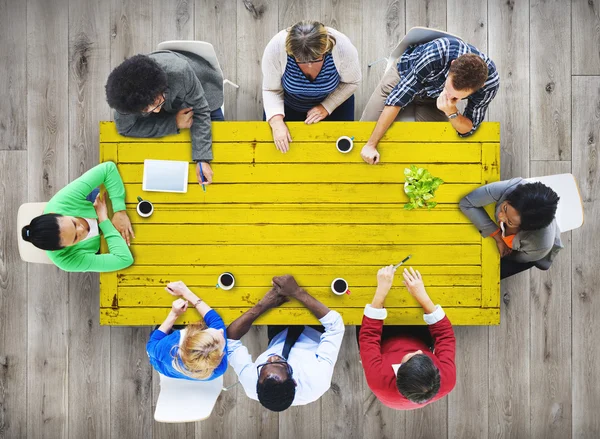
top-left (403, 165), bottom-right (444, 210)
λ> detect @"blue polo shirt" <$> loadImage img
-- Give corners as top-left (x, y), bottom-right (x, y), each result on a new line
top-left (146, 309), bottom-right (228, 381)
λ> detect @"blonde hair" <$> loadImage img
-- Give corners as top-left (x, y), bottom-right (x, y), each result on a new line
top-left (285, 21), bottom-right (336, 62)
top-left (171, 321), bottom-right (224, 380)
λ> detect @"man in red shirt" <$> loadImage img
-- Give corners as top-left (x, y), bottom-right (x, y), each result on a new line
top-left (359, 265), bottom-right (456, 410)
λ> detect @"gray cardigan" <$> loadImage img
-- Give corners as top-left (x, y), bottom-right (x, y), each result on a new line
top-left (114, 50), bottom-right (224, 162)
top-left (459, 178), bottom-right (563, 268)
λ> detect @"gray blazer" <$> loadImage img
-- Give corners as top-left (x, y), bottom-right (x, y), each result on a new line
top-left (114, 50), bottom-right (224, 162)
top-left (459, 178), bottom-right (563, 268)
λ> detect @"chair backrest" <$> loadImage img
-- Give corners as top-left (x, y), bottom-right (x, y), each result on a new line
top-left (524, 173), bottom-right (584, 232)
top-left (154, 373), bottom-right (224, 423)
top-left (386, 27), bottom-right (463, 72)
top-left (17, 202), bottom-right (53, 264)
top-left (157, 40), bottom-right (223, 77)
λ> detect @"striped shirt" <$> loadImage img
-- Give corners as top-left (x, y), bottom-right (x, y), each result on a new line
top-left (282, 53), bottom-right (341, 112)
top-left (385, 37), bottom-right (499, 137)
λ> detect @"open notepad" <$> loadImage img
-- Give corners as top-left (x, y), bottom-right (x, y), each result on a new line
top-left (142, 159), bottom-right (189, 193)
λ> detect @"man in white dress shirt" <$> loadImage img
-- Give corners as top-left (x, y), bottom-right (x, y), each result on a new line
top-left (226, 275), bottom-right (345, 412)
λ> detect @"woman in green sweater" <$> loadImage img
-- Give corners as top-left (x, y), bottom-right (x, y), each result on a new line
top-left (21, 161), bottom-right (135, 272)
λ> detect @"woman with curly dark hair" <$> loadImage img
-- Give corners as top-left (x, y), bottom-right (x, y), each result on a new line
top-left (105, 51), bottom-right (224, 185)
top-left (460, 179), bottom-right (563, 278)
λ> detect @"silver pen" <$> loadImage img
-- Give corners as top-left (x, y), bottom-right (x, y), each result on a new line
top-left (393, 254), bottom-right (412, 269)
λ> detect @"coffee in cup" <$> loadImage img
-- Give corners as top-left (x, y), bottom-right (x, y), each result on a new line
top-left (336, 136), bottom-right (354, 153)
top-left (136, 196), bottom-right (154, 218)
top-left (331, 278), bottom-right (350, 295)
top-left (216, 272), bottom-right (235, 290)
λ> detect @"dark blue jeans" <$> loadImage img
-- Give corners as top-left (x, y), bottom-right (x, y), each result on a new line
top-left (210, 108), bottom-right (225, 121)
top-left (262, 95), bottom-right (355, 122)
top-left (86, 187), bottom-right (100, 203)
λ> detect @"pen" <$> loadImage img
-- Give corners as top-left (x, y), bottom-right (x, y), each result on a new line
top-left (393, 254), bottom-right (412, 269)
top-left (199, 163), bottom-right (207, 192)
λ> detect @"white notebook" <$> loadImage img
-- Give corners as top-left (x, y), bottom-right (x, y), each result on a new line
top-left (142, 159), bottom-right (189, 193)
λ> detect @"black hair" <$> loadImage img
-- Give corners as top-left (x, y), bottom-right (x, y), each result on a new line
top-left (21, 213), bottom-right (64, 251)
top-left (505, 182), bottom-right (560, 231)
top-left (256, 376), bottom-right (296, 412)
top-left (105, 54), bottom-right (168, 114)
top-left (396, 354), bottom-right (440, 404)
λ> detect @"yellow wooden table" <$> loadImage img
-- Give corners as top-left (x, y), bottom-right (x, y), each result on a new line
top-left (99, 121), bottom-right (500, 326)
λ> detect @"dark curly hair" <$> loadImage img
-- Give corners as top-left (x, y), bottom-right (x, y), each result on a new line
top-left (449, 53), bottom-right (488, 91)
top-left (505, 182), bottom-right (559, 231)
top-left (105, 54), bottom-right (168, 114)
top-left (396, 354), bottom-right (440, 404)
top-left (256, 376), bottom-right (296, 412)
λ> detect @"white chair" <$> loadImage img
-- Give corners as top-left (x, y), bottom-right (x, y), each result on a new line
top-left (525, 173), bottom-right (584, 232)
top-left (369, 26), bottom-right (462, 72)
top-left (17, 202), bottom-right (53, 264)
top-left (157, 40), bottom-right (239, 116)
top-left (154, 373), bottom-right (224, 423)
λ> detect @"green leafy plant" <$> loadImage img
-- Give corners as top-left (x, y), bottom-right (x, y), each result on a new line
top-left (403, 165), bottom-right (444, 210)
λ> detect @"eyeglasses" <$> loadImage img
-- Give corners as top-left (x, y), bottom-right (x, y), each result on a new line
top-left (257, 360), bottom-right (294, 377)
top-left (142, 93), bottom-right (166, 114)
top-left (296, 58), bottom-right (323, 64)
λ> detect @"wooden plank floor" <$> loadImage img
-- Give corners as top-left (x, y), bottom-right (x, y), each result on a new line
top-left (0, 0), bottom-right (598, 438)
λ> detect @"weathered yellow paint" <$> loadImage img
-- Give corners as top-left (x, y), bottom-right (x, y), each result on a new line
top-left (118, 163), bottom-right (482, 184)
top-left (130, 224), bottom-right (481, 244)
top-left (100, 306), bottom-right (501, 326)
top-left (123, 183), bottom-right (479, 204)
top-left (106, 285), bottom-right (481, 308)
top-left (127, 204), bottom-right (470, 225)
top-left (117, 142), bottom-right (482, 164)
top-left (100, 121), bottom-right (501, 143)
top-left (129, 244), bottom-right (481, 266)
top-left (116, 264), bottom-right (482, 287)
top-left (99, 121), bottom-right (501, 325)
top-left (481, 143), bottom-right (501, 308)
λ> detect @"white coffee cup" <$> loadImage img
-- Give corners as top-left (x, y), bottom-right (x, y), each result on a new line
top-left (336, 136), bottom-right (354, 153)
top-left (331, 278), bottom-right (350, 295)
top-left (136, 196), bottom-right (154, 218)
top-left (216, 272), bottom-right (235, 290)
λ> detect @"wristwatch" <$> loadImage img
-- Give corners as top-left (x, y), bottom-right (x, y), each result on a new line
top-left (447, 111), bottom-right (460, 120)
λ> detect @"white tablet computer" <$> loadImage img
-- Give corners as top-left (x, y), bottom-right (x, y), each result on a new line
top-left (142, 159), bottom-right (189, 193)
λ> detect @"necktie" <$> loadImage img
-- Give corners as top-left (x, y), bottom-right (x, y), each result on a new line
top-left (281, 326), bottom-right (304, 360)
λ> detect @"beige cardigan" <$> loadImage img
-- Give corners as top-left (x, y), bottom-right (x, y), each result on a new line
top-left (261, 27), bottom-right (362, 121)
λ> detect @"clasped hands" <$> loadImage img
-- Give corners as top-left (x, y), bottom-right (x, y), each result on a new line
top-left (258, 275), bottom-right (304, 308)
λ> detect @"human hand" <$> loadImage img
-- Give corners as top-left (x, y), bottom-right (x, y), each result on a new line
top-left (360, 143), bottom-right (380, 165)
top-left (196, 161), bottom-right (213, 185)
top-left (165, 281), bottom-right (192, 298)
top-left (272, 275), bottom-right (302, 297)
top-left (305, 104), bottom-right (329, 124)
top-left (258, 287), bottom-right (289, 309)
top-left (111, 211), bottom-right (135, 246)
top-left (495, 238), bottom-right (513, 258)
top-left (270, 116), bottom-right (292, 153)
top-left (436, 90), bottom-right (458, 116)
top-left (376, 265), bottom-right (396, 293)
top-left (171, 298), bottom-right (188, 317)
top-left (93, 192), bottom-right (108, 222)
top-left (176, 108), bottom-right (194, 129)
top-left (402, 267), bottom-right (428, 300)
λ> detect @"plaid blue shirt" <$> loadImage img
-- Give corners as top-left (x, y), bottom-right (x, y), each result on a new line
top-left (385, 37), bottom-right (499, 137)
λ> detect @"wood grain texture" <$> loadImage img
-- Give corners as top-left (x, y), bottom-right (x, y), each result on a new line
top-left (487, 1), bottom-right (532, 437)
top-left (236, 0), bottom-right (278, 120)
top-left (530, 0), bottom-right (571, 161)
top-left (572, 76), bottom-right (600, 438)
top-left (67, 0), bottom-right (111, 436)
top-left (196, 368), bottom-right (238, 439)
top-left (195, 0), bottom-right (238, 118)
top-left (26, 0), bottom-right (70, 437)
top-left (529, 160), bottom-right (572, 439)
top-left (572, 0), bottom-right (600, 75)
top-left (0, 0), bottom-right (26, 150)
top-left (405, 0), bottom-right (446, 30)
top-left (0, 152), bottom-right (28, 439)
top-left (153, 0), bottom-right (194, 48)
top-left (360, 0), bottom-right (404, 121)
